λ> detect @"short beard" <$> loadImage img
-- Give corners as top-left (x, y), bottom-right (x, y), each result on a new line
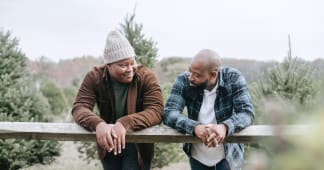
top-left (190, 80), bottom-right (208, 90)
top-left (185, 80), bottom-right (208, 100)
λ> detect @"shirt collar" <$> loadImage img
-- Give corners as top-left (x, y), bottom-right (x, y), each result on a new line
top-left (218, 67), bottom-right (225, 88)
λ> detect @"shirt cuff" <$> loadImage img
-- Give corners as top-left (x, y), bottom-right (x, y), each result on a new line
top-left (221, 119), bottom-right (235, 136)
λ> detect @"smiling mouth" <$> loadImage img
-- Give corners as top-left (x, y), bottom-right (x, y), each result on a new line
top-left (125, 73), bottom-right (133, 78)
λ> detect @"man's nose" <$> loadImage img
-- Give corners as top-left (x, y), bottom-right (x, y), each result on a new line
top-left (126, 65), bottom-right (133, 72)
top-left (188, 74), bottom-right (194, 82)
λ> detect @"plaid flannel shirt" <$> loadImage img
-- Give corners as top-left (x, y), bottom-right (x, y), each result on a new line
top-left (163, 66), bottom-right (254, 170)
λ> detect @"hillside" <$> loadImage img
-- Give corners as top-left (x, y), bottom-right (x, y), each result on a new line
top-left (27, 56), bottom-right (324, 87)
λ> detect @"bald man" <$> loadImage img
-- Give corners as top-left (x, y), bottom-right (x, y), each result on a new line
top-left (163, 49), bottom-right (254, 170)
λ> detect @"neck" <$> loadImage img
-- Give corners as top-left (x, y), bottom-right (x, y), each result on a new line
top-left (206, 78), bottom-right (217, 91)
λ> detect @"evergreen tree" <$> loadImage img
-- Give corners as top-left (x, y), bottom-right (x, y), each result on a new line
top-left (119, 11), bottom-right (158, 68)
top-left (0, 30), bottom-right (60, 170)
top-left (40, 78), bottom-right (68, 116)
top-left (251, 36), bottom-right (319, 122)
top-left (0, 31), bottom-right (26, 90)
top-left (253, 36), bottom-right (317, 108)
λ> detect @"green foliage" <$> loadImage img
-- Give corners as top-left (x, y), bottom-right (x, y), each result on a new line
top-left (40, 79), bottom-right (68, 115)
top-left (246, 39), bottom-right (321, 169)
top-left (251, 56), bottom-right (318, 123)
top-left (254, 56), bottom-right (317, 104)
top-left (62, 86), bottom-right (78, 107)
top-left (0, 84), bottom-right (51, 122)
top-left (151, 83), bottom-right (186, 168)
top-left (0, 31), bottom-right (26, 88)
top-left (0, 30), bottom-right (60, 170)
top-left (119, 12), bottom-right (158, 68)
top-left (0, 139), bottom-right (61, 170)
top-left (0, 30), bottom-right (51, 122)
top-left (77, 142), bottom-right (98, 164)
top-left (161, 83), bottom-right (172, 103)
top-left (152, 143), bottom-right (185, 168)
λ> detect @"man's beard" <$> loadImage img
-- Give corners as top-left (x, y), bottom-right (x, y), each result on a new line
top-left (185, 80), bottom-right (208, 100)
top-left (190, 80), bottom-right (208, 90)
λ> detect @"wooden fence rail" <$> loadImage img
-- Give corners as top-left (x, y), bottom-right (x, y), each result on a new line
top-left (0, 122), bottom-right (309, 143)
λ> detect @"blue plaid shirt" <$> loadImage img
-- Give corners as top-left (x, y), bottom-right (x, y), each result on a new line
top-left (163, 66), bottom-right (254, 170)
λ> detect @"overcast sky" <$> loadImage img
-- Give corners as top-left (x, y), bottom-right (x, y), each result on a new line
top-left (1, 0), bottom-right (323, 62)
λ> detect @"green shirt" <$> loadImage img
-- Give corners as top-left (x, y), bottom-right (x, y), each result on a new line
top-left (111, 79), bottom-right (129, 119)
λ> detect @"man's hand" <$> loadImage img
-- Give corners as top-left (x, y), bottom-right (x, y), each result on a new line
top-left (95, 122), bottom-right (116, 152)
top-left (194, 124), bottom-right (209, 143)
top-left (111, 122), bottom-right (126, 155)
top-left (205, 124), bottom-right (227, 147)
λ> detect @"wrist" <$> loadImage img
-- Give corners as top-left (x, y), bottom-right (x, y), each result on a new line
top-left (220, 123), bottom-right (228, 135)
top-left (115, 122), bottom-right (126, 130)
top-left (95, 122), bottom-right (105, 130)
top-left (193, 124), bottom-right (202, 136)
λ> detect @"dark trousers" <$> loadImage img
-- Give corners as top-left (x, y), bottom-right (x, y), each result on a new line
top-left (189, 157), bottom-right (231, 170)
top-left (101, 143), bottom-right (140, 170)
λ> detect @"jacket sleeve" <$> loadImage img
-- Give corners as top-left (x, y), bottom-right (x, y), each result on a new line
top-left (72, 70), bottom-right (104, 131)
top-left (221, 71), bottom-right (255, 136)
top-left (117, 71), bottom-right (163, 131)
top-left (162, 75), bottom-right (200, 135)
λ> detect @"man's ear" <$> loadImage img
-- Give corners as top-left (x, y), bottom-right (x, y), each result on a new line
top-left (211, 70), bottom-right (218, 78)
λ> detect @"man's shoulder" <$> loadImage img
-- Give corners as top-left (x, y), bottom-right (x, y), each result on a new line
top-left (136, 65), bottom-right (153, 75)
top-left (219, 66), bottom-right (244, 82)
top-left (220, 66), bottom-right (242, 75)
top-left (219, 67), bottom-right (246, 87)
top-left (135, 65), bottom-right (156, 80)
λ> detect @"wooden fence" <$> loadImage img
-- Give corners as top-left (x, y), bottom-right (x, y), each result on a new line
top-left (0, 122), bottom-right (309, 143)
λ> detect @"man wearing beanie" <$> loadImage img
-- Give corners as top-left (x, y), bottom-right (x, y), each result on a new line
top-left (72, 30), bottom-right (163, 170)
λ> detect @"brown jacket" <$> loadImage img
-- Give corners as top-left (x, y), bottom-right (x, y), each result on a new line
top-left (72, 64), bottom-right (163, 168)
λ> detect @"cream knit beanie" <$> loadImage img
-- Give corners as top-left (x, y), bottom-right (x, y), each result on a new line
top-left (103, 30), bottom-right (135, 64)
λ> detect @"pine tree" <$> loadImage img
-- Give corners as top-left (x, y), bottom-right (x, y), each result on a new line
top-left (251, 35), bottom-right (319, 125)
top-left (40, 78), bottom-right (68, 115)
top-left (0, 31), bottom-right (26, 91)
top-left (119, 11), bottom-right (158, 68)
top-left (254, 35), bottom-right (317, 105)
top-left (0, 30), bottom-right (60, 170)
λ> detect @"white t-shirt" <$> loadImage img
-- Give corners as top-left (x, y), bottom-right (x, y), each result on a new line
top-left (191, 83), bottom-right (225, 166)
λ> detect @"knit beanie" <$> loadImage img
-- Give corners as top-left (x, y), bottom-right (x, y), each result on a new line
top-left (103, 30), bottom-right (135, 64)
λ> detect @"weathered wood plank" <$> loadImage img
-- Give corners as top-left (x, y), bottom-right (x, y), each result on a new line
top-left (0, 122), bottom-right (310, 143)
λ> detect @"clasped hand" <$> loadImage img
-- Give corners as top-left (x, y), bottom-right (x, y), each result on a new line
top-left (95, 122), bottom-right (126, 155)
top-left (194, 124), bottom-right (227, 147)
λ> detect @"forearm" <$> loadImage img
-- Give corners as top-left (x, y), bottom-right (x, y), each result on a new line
top-left (117, 108), bottom-right (162, 131)
top-left (221, 111), bottom-right (254, 136)
top-left (72, 106), bottom-right (104, 131)
top-left (163, 110), bottom-right (200, 135)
